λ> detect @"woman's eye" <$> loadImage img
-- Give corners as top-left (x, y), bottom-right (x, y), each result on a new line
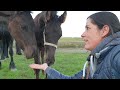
top-left (86, 27), bottom-right (90, 30)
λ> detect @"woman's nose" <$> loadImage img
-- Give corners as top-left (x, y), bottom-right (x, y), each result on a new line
top-left (81, 33), bottom-right (84, 38)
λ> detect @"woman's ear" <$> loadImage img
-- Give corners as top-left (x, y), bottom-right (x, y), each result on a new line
top-left (101, 25), bottom-right (110, 37)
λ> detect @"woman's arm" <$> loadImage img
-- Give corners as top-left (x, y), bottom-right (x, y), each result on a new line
top-left (45, 66), bottom-right (83, 79)
top-left (29, 63), bottom-right (83, 79)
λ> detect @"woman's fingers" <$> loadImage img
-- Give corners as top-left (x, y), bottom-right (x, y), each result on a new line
top-left (29, 64), bottom-right (41, 69)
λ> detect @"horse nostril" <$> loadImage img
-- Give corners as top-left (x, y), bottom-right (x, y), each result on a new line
top-left (24, 46), bottom-right (34, 59)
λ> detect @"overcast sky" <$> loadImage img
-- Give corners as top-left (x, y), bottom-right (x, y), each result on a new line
top-left (31, 11), bottom-right (120, 37)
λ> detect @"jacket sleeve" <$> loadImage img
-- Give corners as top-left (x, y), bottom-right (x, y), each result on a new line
top-left (113, 52), bottom-right (120, 74)
top-left (45, 67), bottom-right (83, 79)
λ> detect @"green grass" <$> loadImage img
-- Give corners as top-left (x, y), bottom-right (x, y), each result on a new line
top-left (0, 37), bottom-right (89, 79)
top-left (0, 55), bottom-right (35, 79)
top-left (53, 52), bottom-right (89, 76)
top-left (0, 49), bottom-right (89, 79)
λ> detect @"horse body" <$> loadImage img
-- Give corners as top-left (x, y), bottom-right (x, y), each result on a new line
top-left (0, 11), bottom-right (67, 79)
top-left (34, 11), bottom-right (67, 68)
top-left (0, 12), bottom-right (15, 70)
top-left (0, 11), bottom-right (40, 79)
top-left (8, 11), bottom-right (41, 78)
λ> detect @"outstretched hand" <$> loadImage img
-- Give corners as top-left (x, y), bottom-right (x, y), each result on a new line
top-left (29, 63), bottom-right (48, 71)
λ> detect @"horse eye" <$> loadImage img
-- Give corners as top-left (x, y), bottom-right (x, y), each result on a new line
top-left (21, 25), bottom-right (28, 31)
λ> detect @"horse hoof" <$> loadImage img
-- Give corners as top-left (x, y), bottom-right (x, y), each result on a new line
top-left (0, 59), bottom-right (5, 62)
top-left (11, 68), bottom-right (17, 71)
top-left (16, 53), bottom-right (22, 55)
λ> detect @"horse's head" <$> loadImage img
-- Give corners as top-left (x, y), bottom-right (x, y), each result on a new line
top-left (8, 11), bottom-right (37, 59)
top-left (44, 11), bottom-right (67, 66)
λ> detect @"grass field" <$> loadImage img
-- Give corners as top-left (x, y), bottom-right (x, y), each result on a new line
top-left (58, 37), bottom-right (85, 48)
top-left (0, 37), bottom-right (90, 79)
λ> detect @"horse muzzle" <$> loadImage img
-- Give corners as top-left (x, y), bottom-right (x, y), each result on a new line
top-left (24, 45), bottom-right (37, 59)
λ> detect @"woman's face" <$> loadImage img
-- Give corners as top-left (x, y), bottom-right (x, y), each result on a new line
top-left (81, 18), bottom-right (105, 51)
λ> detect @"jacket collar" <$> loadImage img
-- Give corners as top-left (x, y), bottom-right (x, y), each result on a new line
top-left (87, 31), bottom-right (120, 62)
top-left (91, 31), bottom-right (120, 55)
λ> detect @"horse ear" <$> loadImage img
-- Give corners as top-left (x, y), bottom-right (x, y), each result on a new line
top-left (59, 11), bottom-right (67, 24)
top-left (45, 11), bottom-right (51, 22)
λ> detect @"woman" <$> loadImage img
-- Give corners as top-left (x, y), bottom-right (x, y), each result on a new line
top-left (29, 11), bottom-right (120, 79)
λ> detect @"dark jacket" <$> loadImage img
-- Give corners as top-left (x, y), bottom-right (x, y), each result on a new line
top-left (45, 31), bottom-right (120, 79)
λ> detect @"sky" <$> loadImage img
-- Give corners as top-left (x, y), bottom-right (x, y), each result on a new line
top-left (31, 11), bottom-right (120, 37)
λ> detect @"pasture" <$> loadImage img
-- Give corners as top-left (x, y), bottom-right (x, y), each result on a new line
top-left (0, 37), bottom-right (90, 79)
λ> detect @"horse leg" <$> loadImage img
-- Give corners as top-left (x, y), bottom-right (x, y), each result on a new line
top-left (41, 47), bottom-right (45, 75)
top-left (0, 39), bottom-right (6, 60)
top-left (40, 47), bottom-right (48, 79)
top-left (0, 40), bottom-right (3, 59)
top-left (0, 40), bottom-right (5, 60)
top-left (0, 61), bottom-right (1, 69)
top-left (9, 39), bottom-right (16, 71)
top-left (5, 38), bottom-right (9, 58)
top-left (16, 42), bottom-right (22, 55)
top-left (42, 47), bottom-right (47, 79)
top-left (34, 49), bottom-right (41, 79)
top-left (0, 39), bottom-right (3, 69)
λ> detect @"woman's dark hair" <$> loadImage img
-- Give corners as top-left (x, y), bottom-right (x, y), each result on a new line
top-left (87, 11), bottom-right (120, 35)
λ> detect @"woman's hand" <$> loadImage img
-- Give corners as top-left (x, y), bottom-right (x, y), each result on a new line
top-left (29, 63), bottom-right (48, 71)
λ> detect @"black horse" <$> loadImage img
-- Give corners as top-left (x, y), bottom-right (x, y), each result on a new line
top-left (0, 11), bottom-right (15, 70)
top-left (34, 11), bottom-right (67, 77)
top-left (0, 11), bottom-right (67, 79)
top-left (0, 11), bottom-right (39, 78)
